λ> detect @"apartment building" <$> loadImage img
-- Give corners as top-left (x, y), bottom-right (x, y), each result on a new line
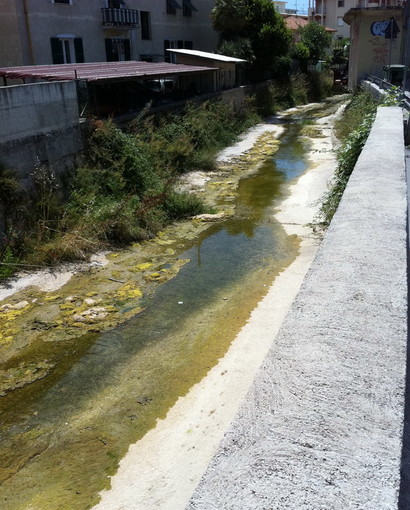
top-left (311, 0), bottom-right (404, 39)
top-left (0, 0), bottom-right (218, 68)
top-left (310, 0), bottom-right (355, 39)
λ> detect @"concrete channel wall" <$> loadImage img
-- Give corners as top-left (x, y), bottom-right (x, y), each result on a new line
top-left (188, 107), bottom-right (408, 509)
top-left (0, 81), bottom-right (82, 184)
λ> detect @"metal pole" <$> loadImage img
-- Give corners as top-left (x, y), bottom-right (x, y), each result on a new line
top-left (403, 8), bottom-right (410, 92)
top-left (388, 17), bottom-right (394, 71)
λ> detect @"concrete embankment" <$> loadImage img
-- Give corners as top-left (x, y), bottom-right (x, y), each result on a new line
top-left (188, 107), bottom-right (407, 509)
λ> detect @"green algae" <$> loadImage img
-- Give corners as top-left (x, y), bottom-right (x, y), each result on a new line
top-left (0, 99), bottom-right (347, 510)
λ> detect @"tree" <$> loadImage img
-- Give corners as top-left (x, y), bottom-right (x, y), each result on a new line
top-left (299, 22), bottom-right (332, 64)
top-left (217, 38), bottom-right (255, 63)
top-left (211, 0), bottom-right (291, 79)
top-left (211, 0), bottom-right (247, 39)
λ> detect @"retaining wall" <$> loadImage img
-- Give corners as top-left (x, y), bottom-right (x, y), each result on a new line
top-left (0, 80), bottom-right (82, 185)
top-left (188, 107), bottom-right (408, 509)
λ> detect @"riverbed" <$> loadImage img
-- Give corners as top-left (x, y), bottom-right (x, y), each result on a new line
top-left (0, 97), bottom-right (345, 509)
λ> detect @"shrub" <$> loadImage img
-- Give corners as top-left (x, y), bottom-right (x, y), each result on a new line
top-left (316, 92), bottom-right (378, 227)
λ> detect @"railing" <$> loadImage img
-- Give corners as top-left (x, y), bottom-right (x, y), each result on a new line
top-left (101, 8), bottom-right (139, 27)
top-left (311, 7), bottom-right (327, 16)
top-left (366, 74), bottom-right (395, 90)
top-left (355, 0), bottom-right (403, 7)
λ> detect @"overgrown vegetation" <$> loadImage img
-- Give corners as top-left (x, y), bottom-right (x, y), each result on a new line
top-left (315, 90), bottom-right (380, 228)
top-left (0, 72), bottom-right (343, 277)
top-left (253, 72), bottom-right (334, 116)
top-left (0, 99), bottom-right (259, 273)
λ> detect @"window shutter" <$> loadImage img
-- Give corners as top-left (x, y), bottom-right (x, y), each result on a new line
top-left (124, 39), bottom-right (131, 60)
top-left (105, 39), bottom-right (114, 61)
top-left (74, 38), bottom-right (84, 63)
top-left (50, 37), bottom-right (64, 64)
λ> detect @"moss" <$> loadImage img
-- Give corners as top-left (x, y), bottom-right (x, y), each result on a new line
top-left (44, 295), bottom-right (60, 302)
top-left (130, 262), bottom-right (153, 272)
top-left (115, 283), bottom-right (143, 300)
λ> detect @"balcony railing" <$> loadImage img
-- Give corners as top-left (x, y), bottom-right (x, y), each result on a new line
top-left (355, 0), bottom-right (403, 7)
top-left (101, 8), bottom-right (139, 27)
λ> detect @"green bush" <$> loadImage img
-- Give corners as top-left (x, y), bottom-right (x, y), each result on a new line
top-left (307, 71), bottom-right (334, 102)
top-left (162, 191), bottom-right (206, 220)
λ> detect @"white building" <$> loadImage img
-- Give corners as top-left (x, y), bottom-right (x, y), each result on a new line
top-left (309, 0), bottom-right (356, 39)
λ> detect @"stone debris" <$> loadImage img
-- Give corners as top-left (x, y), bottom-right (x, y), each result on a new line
top-left (72, 307), bottom-right (108, 323)
top-left (0, 300), bottom-right (29, 311)
top-left (193, 213), bottom-right (226, 222)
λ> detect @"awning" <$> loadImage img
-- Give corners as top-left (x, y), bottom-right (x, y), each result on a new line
top-left (167, 0), bottom-right (182, 9)
top-left (183, 0), bottom-right (198, 12)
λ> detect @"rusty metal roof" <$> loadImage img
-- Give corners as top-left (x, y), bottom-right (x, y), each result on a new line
top-left (0, 60), bottom-right (216, 82)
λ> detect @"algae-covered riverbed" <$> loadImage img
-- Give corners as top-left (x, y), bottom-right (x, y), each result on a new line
top-left (0, 100), bottom-right (342, 509)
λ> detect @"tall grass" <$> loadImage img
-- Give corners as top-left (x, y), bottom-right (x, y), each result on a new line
top-left (315, 90), bottom-right (378, 228)
top-left (1, 99), bottom-right (259, 270)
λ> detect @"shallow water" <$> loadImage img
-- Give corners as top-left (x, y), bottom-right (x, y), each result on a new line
top-left (0, 122), bottom-right (311, 509)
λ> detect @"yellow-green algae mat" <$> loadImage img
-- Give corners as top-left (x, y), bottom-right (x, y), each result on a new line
top-left (0, 131), bottom-right (299, 509)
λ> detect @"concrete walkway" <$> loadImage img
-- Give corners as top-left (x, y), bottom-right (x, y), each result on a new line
top-left (188, 107), bottom-right (408, 509)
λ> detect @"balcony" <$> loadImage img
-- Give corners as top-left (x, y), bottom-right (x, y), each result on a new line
top-left (355, 0), bottom-right (403, 7)
top-left (101, 8), bottom-right (139, 28)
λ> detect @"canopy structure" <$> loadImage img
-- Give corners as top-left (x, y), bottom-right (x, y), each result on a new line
top-left (167, 49), bottom-right (246, 63)
top-left (0, 60), bottom-right (216, 84)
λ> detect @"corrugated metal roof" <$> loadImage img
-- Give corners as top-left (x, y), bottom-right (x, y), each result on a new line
top-left (0, 61), bottom-right (216, 82)
top-left (167, 49), bottom-right (246, 63)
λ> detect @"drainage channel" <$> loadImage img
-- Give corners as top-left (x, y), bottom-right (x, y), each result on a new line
top-left (1, 121), bottom-right (313, 510)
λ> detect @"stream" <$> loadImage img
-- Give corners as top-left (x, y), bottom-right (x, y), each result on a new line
top-left (0, 104), bottom-right (337, 509)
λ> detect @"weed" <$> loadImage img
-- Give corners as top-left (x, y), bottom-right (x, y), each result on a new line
top-left (1, 74), bottom-right (337, 271)
top-left (315, 92), bottom-right (377, 228)
top-left (0, 245), bottom-right (20, 279)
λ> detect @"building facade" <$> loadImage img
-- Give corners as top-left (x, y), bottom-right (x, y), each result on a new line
top-left (310, 0), bottom-right (358, 39)
top-left (0, 0), bottom-right (218, 67)
top-left (311, 0), bottom-right (405, 40)
top-left (343, 1), bottom-right (404, 87)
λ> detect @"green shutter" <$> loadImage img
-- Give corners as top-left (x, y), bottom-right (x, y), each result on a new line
top-left (124, 39), bottom-right (131, 61)
top-left (105, 39), bottom-right (114, 61)
top-left (50, 37), bottom-right (64, 64)
top-left (74, 38), bottom-right (84, 63)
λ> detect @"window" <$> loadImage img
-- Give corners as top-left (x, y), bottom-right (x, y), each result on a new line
top-left (105, 38), bottom-right (131, 61)
top-left (140, 11), bottom-right (151, 40)
top-left (166, 0), bottom-right (182, 15)
top-left (164, 40), bottom-right (193, 61)
top-left (108, 0), bottom-right (125, 7)
top-left (337, 16), bottom-right (345, 26)
top-left (50, 37), bottom-right (84, 64)
top-left (53, 0), bottom-right (71, 4)
top-left (338, 0), bottom-right (344, 6)
top-left (164, 40), bottom-right (174, 62)
top-left (183, 0), bottom-right (197, 17)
